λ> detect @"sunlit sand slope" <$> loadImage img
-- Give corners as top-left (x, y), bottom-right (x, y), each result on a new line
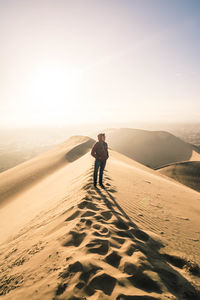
top-left (0, 137), bottom-right (199, 299)
top-left (107, 150), bottom-right (200, 265)
top-left (0, 135), bottom-right (95, 206)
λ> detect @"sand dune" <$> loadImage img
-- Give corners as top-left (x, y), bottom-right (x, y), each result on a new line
top-left (102, 128), bottom-right (200, 169)
top-left (157, 161), bottom-right (200, 192)
top-left (0, 136), bottom-right (200, 299)
top-left (0, 136), bottom-right (94, 206)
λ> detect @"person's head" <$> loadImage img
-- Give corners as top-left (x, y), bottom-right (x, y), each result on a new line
top-left (98, 133), bottom-right (105, 142)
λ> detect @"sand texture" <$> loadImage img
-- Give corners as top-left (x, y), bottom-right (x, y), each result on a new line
top-left (0, 135), bottom-right (200, 299)
top-left (157, 161), bottom-right (200, 192)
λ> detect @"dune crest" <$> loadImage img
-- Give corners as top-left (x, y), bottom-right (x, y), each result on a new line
top-left (0, 136), bottom-right (94, 206)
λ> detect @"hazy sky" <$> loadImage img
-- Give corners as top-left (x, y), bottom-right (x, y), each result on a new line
top-left (0, 0), bottom-right (200, 127)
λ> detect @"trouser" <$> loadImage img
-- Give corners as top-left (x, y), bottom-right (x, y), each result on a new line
top-left (93, 159), bottom-right (106, 184)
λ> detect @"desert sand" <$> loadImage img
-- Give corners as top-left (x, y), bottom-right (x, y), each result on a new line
top-left (101, 128), bottom-right (200, 169)
top-left (157, 161), bottom-right (200, 192)
top-left (0, 135), bottom-right (200, 299)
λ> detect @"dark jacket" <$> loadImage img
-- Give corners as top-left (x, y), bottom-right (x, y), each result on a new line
top-left (91, 141), bottom-right (109, 161)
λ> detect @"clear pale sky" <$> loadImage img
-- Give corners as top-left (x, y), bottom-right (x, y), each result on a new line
top-left (0, 0), bottom-right (200, 127)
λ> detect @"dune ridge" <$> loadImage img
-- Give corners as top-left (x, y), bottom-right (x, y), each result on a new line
top-left (0, 136), bottom-right (94, 206)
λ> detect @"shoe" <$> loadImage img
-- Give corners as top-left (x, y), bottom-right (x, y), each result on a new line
top-left (99, 183), bottom-right (105, 189)
top-left (93, 182), bottom-right (97, 187)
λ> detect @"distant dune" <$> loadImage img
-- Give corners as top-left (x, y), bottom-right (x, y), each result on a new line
top-left (0, 135), bottom-right (200, 299)
top-left (102, 128), bottom-right (200, 169)
top-left (157, 161), bottom-right (200, 192)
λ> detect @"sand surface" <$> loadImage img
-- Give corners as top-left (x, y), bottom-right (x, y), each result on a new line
top-left (157, 161), bottom-right (200, 192)
top-left (0, 136), bottom-right (200, 299)
top-left (102, 128), bottom-right (200, 169)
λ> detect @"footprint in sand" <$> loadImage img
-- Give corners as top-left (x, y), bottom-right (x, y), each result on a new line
top-left (115, 230), bottom-right (133, 238)
top-left (61, 230), bottom-right (86, 247)
top-left (80, 218), bottom-right (93, 227)
top-left (88, 272), bottom-right (117, 296)
top-left (81, 211), bottom-right (96, 217)
top-left (92, 225), bottom-right (110, 237)
top-left (105, 251), bottom-right (121, 268)
top-left (125, 243), bottom-right (136, 256)
top-left (65, 210), bottom-right (80, 221)
top-left (55, 283), bottom-right (68, 296)
top-left (123, 262), bottom-right (162, 293)
top-left (86, 239), bottom-right (109, 255)
top-left (101, 211), bottom-right (113, 221)
top-left (111, 236), bottom-right (126, 249)
top-left (78, 200), bottom-right (99, 211)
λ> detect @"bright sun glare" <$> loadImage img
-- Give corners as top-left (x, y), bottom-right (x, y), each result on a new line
top-left (19, 64), bottom-right (84, 125)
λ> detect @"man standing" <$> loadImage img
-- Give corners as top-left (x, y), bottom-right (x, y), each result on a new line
top-left (91, 133), bottom-right (109, 188)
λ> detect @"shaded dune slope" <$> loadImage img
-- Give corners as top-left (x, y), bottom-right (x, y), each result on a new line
top-left (103, 128), bottom-right (200, 169)
top-left (157, 161), bottom-right (200, 192)
top-left (0, 136), bottom-right (95, 206)
top-left (0, 163), bottom-right (199, 299)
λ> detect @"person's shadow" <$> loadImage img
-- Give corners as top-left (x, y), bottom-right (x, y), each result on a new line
top-left (92, 175), bottom-right (200, 300)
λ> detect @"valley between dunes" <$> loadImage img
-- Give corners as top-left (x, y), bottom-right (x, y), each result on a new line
top-left (0, 135), bottom-right (200, 299)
